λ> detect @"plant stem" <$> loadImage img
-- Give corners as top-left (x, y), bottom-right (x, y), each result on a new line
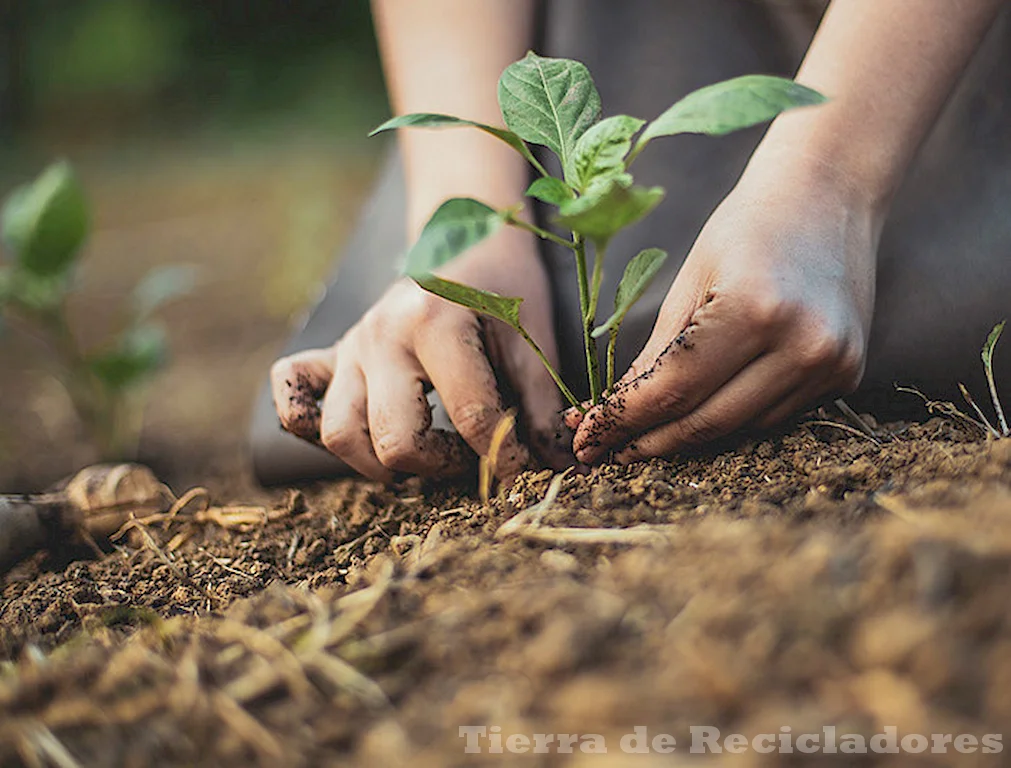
top-left (503, 214), bottom-right (576, 251)
top-left (606, 328), bottom-right (618, 393)
top-left (985, 360), bottom-right (1009, 436)
top-left (573, 234), bottom-right (601, 404)
top-left (514, 326), bottom-right (583, 412)
top-left (624, 140), bottom-right (647, 170)
top-left (587, 240), bottom-right (605, 321)
top-left (527, 154), bottom-right (551, 180)
top-left (959, 383), bottom-right (1001, 439)
top-left (37, 304), bottom-right (129, 459)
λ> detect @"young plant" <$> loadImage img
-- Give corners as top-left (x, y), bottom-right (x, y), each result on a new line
top-left (0, 161), bottom-right (195, 459)
top-left (371, 52), bottom-right (825, 409)
top-left (957, 320), bottom-right (1009, 439)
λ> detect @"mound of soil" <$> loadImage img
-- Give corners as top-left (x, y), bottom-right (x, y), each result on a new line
top-left (3, 415), bottom-right (1011, 766)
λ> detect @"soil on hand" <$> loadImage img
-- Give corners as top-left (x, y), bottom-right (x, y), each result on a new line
top-left (4, 413), bottom-right (1011, 767)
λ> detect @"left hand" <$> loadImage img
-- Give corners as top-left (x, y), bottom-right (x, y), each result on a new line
top-left (568, 154), bottom-right (880, 464)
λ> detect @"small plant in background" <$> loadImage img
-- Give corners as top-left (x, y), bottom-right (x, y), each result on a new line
top-left (372, 52), bottom-right (826, 409)
top-left (0, 161), bottom-right (195, 459)
top-left (958, 321), bottom-right (1009, 438)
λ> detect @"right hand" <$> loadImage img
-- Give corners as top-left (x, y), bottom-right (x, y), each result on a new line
top-left (270, 228), bottom-right (568, 483)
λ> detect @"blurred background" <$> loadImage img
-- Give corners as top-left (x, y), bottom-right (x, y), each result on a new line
top-left (0, 0), bottom-right (389, 493)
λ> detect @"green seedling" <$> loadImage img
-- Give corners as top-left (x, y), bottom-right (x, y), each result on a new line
top-left (957, 320), bottom-right (1009, 438)
top-left (372, 52), bottom-right (825, 409)
top-left (0, 161), bottom-right (195, 458)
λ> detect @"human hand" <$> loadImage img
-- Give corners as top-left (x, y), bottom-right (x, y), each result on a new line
top-left (271, 228), bottom-right (567, 483)
top-left (568, 156), bottom-right (880, 464)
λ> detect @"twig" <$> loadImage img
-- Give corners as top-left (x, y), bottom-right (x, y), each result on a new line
top-left (210, 691), bottom-right (283, 762)
top-left (895, 384), bottom-right (990, 435)
top-left (286, 533), bottom-right (301, 570)
top-left (215, 619), bottom-right (314, 702)
top-left (833, 398), bottom-right (883, 444)
top-left (802, 419), bottom-right (881, 445)
top-left (506, 523), bottom-right (680, 546)
top-left (122, 516), bottom-right (217, 604)
top-left (163, 486), bottom-right (210, 527)
top-left (333, 528), bottom-right (383, 561)
top-left (301, 653), bottom-right (390, 709)
top-left (496, 470), bottom-right (676, 545)
top-left (873, 493), bottom-right (925, 525)
top-left (959, 384), bottom-right (1001, 439)
top-left (22, 722), bottom-right (82, 768)
top-left (496, 469), bottom-right (570, 538)
top-left (199, 547), bottom-right (258, 582)
top-left (479, 410), bottom-right (516, 503)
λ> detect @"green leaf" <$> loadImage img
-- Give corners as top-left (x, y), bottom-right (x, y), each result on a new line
top-left (525, 177), bottom-right (574, 206)
top-left (0, 268), bottom-right (11, 305)
top-left (5, 268), bottom-right (67, 311)
top-left (498, 52), bottom-right (601, 182)
top-left (88, 324), bottom-right (167, 391)
top-left (2, 161), bottom-right (90, 278)
top-left (404, 198), bottom-right (503, 277)
top-left (983, 321), bottom-right (1005, 371)
top-left (556, 179), bottom-right (665, 244)
top-left (412, 273), bottom-right (522, 330)
top-left (634, 75), bottom-right (826, 155)
top-left (0, 269), bottom-right (10, 339)
top-left (132, 264), bottom-right (198, 320)
top-left (568, 115), bottom-right (645, 192)
top-left (369, 113), bottom-right (545, 172)
top-left (593, 248), bottom-right (669, 338)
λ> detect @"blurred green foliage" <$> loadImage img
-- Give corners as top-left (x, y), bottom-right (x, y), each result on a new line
top-left (4, 0), bottom-right (387, 140)
top-left (0, 161), bottom-right (195, 458)
top-left (29, 1), bottom-right (185, 99)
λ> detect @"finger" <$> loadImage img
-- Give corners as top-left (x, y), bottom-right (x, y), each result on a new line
top-left (573, 292), bottom-right (769, 463)
top-left (613, 353), bottom-right (801, 463)
top-left (754, 379), bottom-right (833, 429)
top-left (319, 350), bottom-right (393, 482)
top-left (415, 318), bottom-right (531, 480)
top-left (270, 347), bottom-right (335, 443)
top-left (363, 348), bottom-right (472, 477)
top-left (563, 404), bottom-right (590, 431)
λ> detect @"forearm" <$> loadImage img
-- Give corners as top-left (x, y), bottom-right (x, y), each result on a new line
top-left (371, 0), bottom-right (535, 238)
top-left (754, 0), bottom-right (1003, 217)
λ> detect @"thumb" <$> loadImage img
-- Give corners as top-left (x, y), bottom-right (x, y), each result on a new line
top-left (617, 263), bottom-right (711, 391)
top-left (270, 346), bottom-right (336, 444)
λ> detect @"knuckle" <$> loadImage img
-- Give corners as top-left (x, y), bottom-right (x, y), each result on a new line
top-left (836, 345), bottom-right (866, 391)
top-left (320, 422), bottom-right (354, 456)
top-left (654, 386), bottom-right (692, 419)
top-left (452, 401), bottom-right (501, 443)
top-left (372, 430), bottom-right (418, 471)
top-left (796, 328), bottom-right (846, 370)
top-left (741, 289), bottom-right (791, 331)
top-left (680, 410), bottom-right (724, 445)
top-left (269, 357), bottom-right (292, 384)
top-left (417, 292), bottom-right (450, 325)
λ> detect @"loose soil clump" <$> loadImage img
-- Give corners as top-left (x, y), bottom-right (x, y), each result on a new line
top-left (3, 416), bottom-right (1011, 766)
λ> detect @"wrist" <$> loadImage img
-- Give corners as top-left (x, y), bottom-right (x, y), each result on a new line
top-left (402, 132), bottom-right (532, 240)
top-left (744, 128), bottom-right (891, 235)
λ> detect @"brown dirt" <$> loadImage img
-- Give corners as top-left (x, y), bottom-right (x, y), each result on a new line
top-left (4, 412), bottom-right (1011, 766)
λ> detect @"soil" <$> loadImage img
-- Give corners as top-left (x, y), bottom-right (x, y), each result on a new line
top-left (4, 411), bottom-right (1011, 767)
